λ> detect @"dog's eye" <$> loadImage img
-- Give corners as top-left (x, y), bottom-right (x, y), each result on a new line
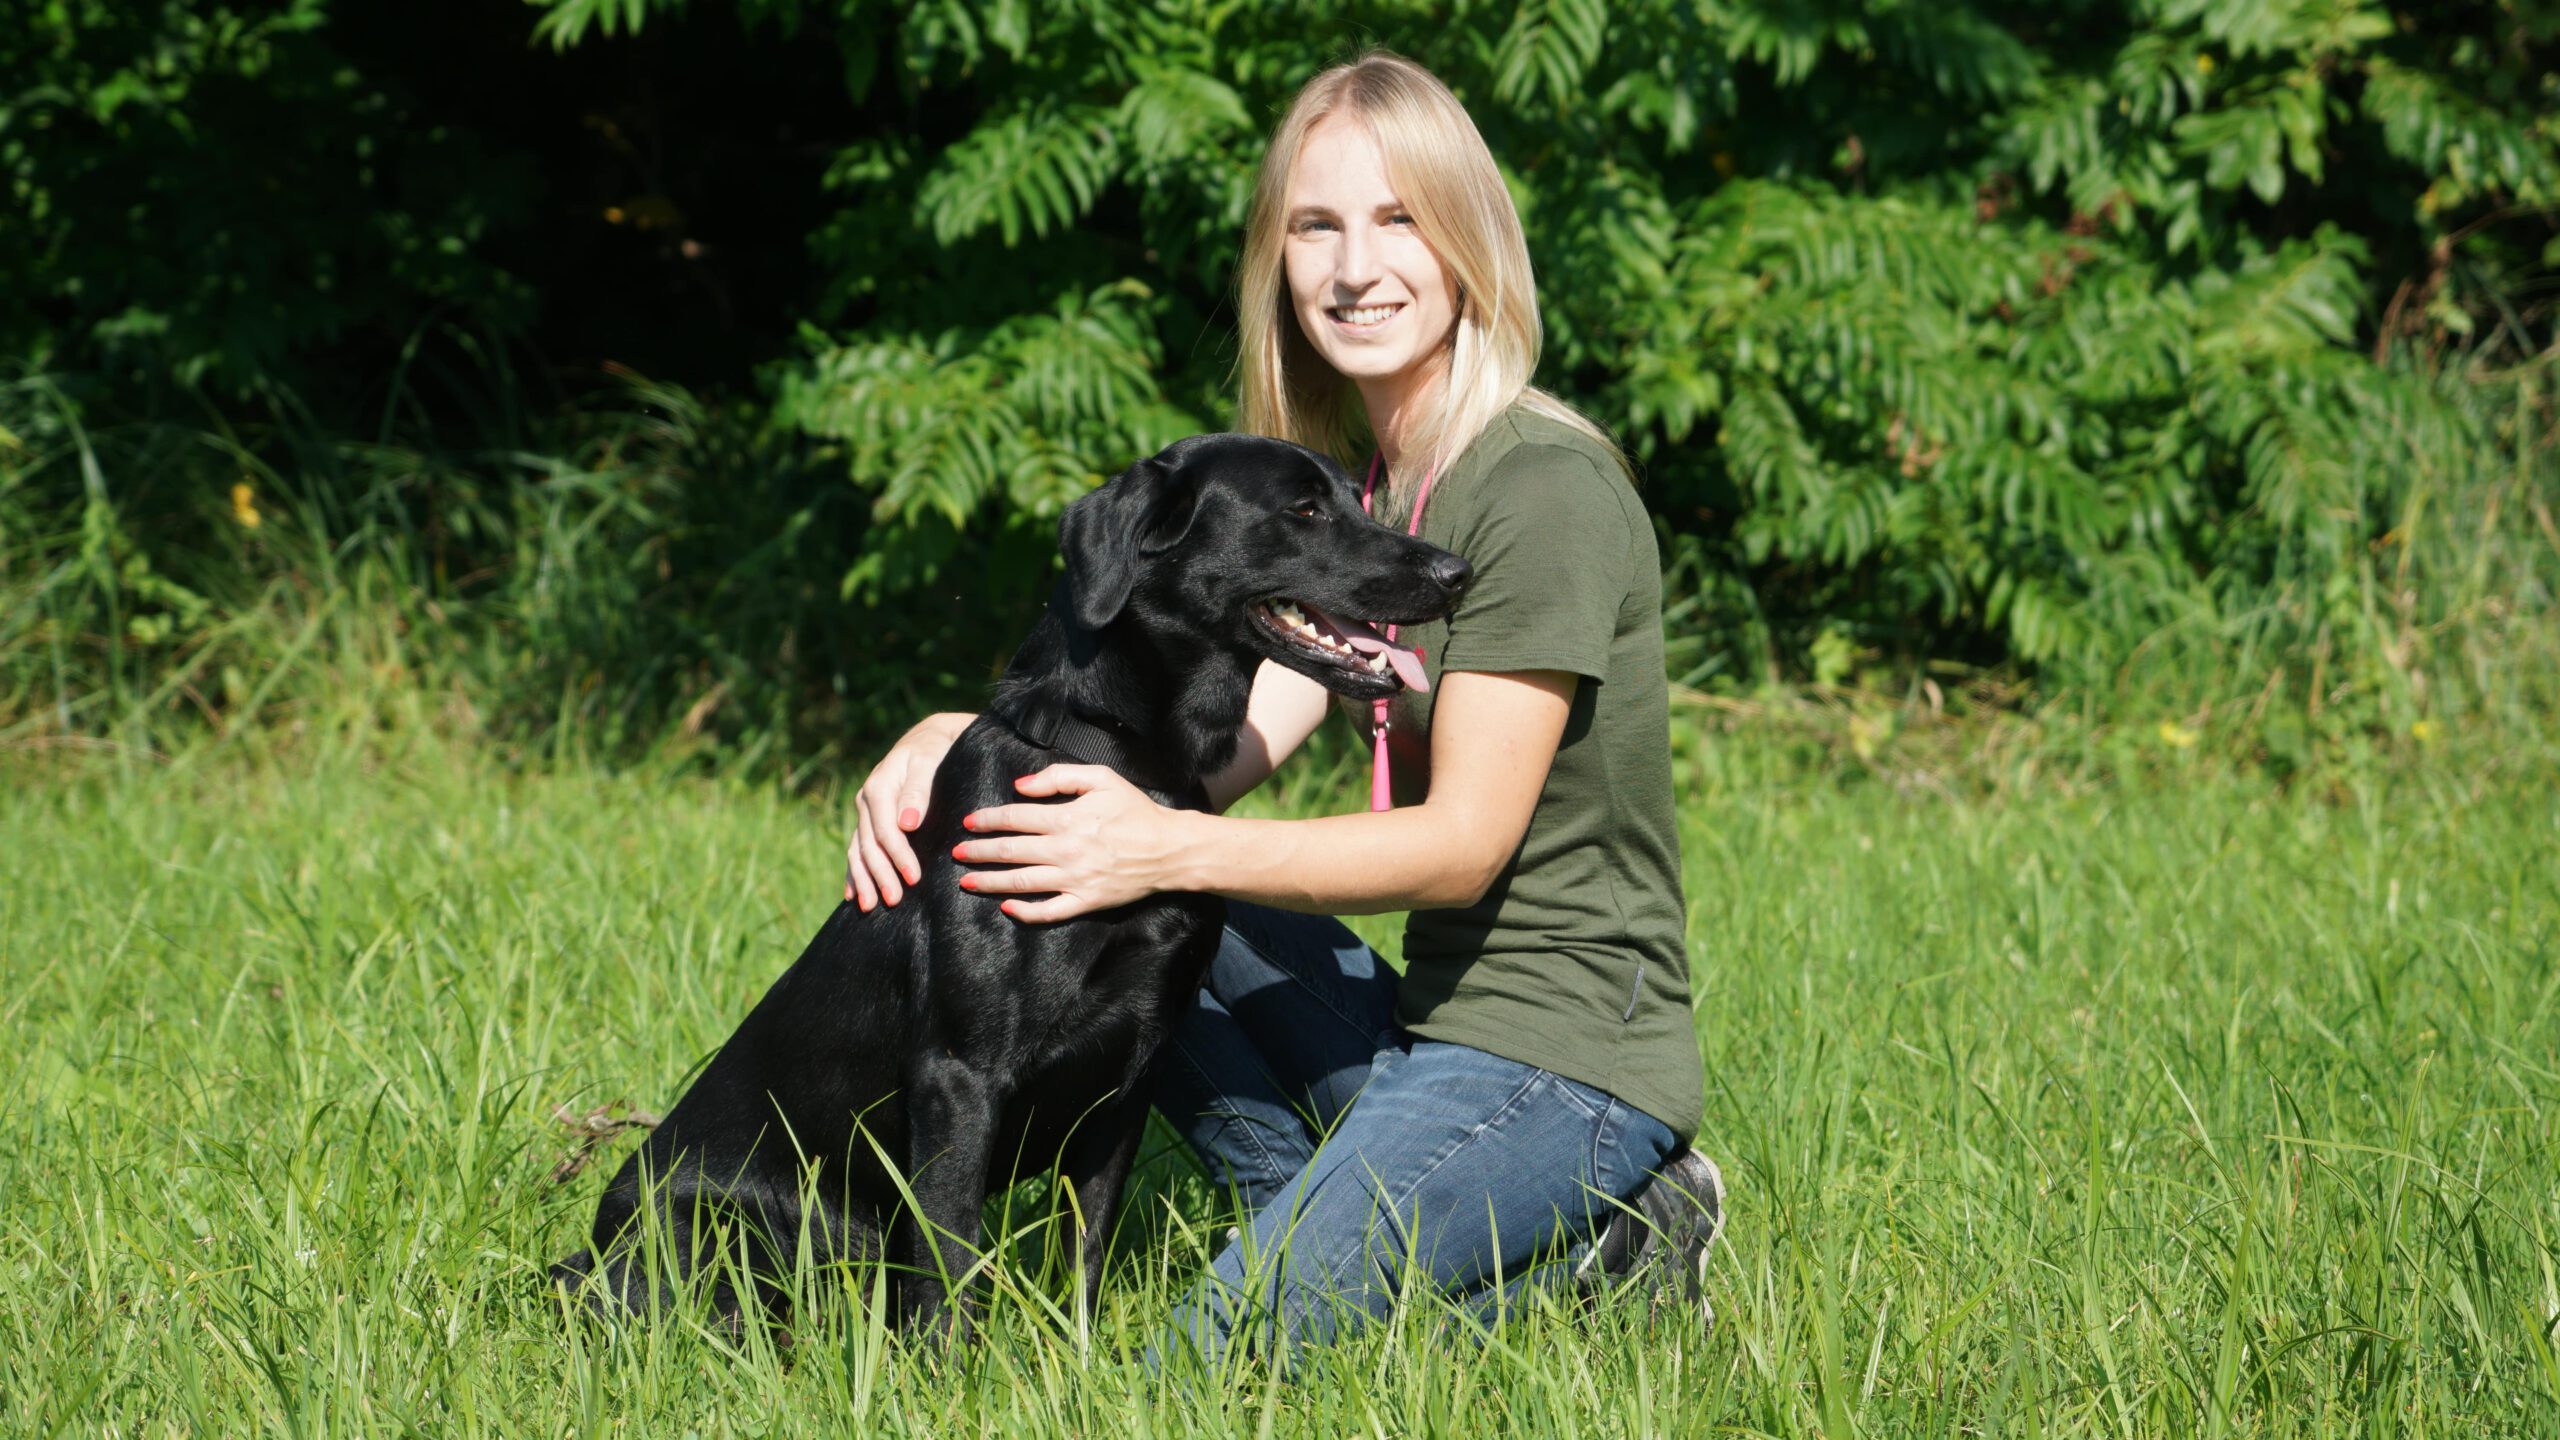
top-left (1286, 503), bottom-right (1324, 521)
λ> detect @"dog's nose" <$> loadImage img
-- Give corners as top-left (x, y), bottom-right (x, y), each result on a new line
top-left (1428, 552), bottom-right (1473, 595)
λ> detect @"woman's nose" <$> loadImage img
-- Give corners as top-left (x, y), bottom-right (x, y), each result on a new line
top-left (1336, 222), bottom-right (1381, 289)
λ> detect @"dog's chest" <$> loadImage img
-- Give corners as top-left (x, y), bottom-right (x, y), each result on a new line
top-left (1019, 895), bottom-right (1221, 1088)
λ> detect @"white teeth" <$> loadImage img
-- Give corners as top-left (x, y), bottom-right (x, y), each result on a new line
top-left (1334, 304), bottom-right (1398, 326)
top-left (1265, 599), bottom-right (1375, 665)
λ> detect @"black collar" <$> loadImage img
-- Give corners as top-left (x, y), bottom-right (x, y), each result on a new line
top-left (987, 693), bottom-right (1193, 797)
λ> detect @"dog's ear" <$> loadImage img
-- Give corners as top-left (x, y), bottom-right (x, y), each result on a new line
top-left (1058, 454), bottom-right (1198, 630)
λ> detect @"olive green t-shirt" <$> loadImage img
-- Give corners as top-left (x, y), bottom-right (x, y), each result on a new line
top-left (1358, 405), bottom-right (1704, 1141)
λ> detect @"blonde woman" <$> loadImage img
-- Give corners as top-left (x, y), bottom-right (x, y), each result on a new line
top-left (845, 51), bottom-right (1718, 1358)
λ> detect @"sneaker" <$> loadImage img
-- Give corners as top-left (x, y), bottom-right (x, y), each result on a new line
top-left (1575, 1145), bottom-right (1725, 1324)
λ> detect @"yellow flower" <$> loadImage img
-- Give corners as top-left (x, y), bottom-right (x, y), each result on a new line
top-left (2196, 52), bottom-right (2216, 74)
top-left (2157, 719), bottom-right (2199, 749)
top-left (231, 481), bottom-right (262, 529)
top-left (2410, 719), bottom-right (2437, 744)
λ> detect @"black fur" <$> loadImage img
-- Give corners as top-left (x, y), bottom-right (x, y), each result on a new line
top-left (552, 434), bottom-right (1470, 1335)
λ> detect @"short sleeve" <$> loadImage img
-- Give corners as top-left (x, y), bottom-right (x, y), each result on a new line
top-left (1436, 444), bottom-right (1637, 683)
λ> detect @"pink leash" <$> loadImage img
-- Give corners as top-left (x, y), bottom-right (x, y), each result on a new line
top-left (1359, 453), bottom-right (1436, 812)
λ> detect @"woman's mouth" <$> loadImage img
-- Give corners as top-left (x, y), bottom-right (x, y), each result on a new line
top-left (1328, 303), bottom-right (1402, 332)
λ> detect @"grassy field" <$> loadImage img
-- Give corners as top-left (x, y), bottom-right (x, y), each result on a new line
top-left (4, 735), bottom-right (2556, 1437)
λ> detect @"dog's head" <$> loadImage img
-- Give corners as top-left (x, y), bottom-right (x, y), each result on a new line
top-left (1058, 434), bottom-right (1470, 702)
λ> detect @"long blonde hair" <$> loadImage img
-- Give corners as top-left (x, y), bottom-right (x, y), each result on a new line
top-left (1236, 51), bottom-right (1625, 487)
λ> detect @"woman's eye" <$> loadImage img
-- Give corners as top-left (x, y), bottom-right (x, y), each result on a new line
top-left (1388, 213), bottom-right (1415, 227)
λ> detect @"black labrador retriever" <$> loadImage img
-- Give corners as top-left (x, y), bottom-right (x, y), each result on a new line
top-left (553, 433), bottom-right (1470, 1333)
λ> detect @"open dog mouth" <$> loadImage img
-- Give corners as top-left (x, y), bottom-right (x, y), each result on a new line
top-left (1251, 599), bottom-right (1431, 691)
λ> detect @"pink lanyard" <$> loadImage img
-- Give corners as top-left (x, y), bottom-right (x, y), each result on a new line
top-left (1359, 453), bottom-right (1436, 812)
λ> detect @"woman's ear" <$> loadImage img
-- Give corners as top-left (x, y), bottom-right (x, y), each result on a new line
top-left (1057, 455), bottom-right (1198, 631)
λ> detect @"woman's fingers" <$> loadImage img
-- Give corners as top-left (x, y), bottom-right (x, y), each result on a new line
top-left (867, 785), bottom-right (925, 887)
top-left (845, 817), bottom-right (875, 909)
top-left (996, 892), bottom-right (1092, 925)
top-left (955, 864), bottom-right (1072, 896)
top-left (1009, 764), bottom-right (1113, 798)
top-left (953, 860), bottom-right (1102, 922)
top-left (856, 813), bottom-right (905, 908)
top-left (949, 835), bottom-right (1046, 866)
top-left (847, 824), bottom-right (876, 909)
top-left (961, 802), bottom-right (1071, 836)
top-left (960, 767), bottom-right (1132, 832)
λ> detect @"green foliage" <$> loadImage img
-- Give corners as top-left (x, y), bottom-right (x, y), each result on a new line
top-left (0, 1), bottom-right (536, 393)
top-left (773, 279), bottom-right (1200, 600)
top-left (532, 0), bottom-right (2558, 705)
top-left (4, 0), bottom-right (2556, 765)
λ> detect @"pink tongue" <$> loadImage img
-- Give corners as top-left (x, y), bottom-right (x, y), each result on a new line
top-left (1305, 605), bottom-right (1431, 692)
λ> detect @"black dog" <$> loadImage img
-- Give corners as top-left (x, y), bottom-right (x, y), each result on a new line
top-left (553, 434), bottom-right (1470, 1333)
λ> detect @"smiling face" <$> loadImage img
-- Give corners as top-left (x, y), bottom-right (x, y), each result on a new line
top-left (1282, 115), bottom-right (1462, 416)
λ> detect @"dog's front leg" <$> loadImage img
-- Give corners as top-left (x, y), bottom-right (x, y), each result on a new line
top-left (896, 1057), bottom-right (1000, 1340)
top-left (1061, 1090), bottom-right (1149, 1327)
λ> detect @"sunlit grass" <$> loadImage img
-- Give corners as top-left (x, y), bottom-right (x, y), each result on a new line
top-left (3, 737), bottom-right (2555, 1435)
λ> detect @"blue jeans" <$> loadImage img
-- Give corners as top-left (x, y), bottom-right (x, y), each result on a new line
top-left (1148, 903), bottom-right (1678, 1365)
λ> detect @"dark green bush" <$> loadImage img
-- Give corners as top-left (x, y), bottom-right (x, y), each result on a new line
top-left (3, 0), bottom-right (2554, 768)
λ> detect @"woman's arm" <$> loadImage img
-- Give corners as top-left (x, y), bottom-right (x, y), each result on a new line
top-left (954, 669), bottom-right (1575, 923)
top-left (842, 662), bottom-right (1326, 908)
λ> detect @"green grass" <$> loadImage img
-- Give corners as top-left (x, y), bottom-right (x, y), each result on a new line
top-left (4, 737), bottom-right (2557, 1436)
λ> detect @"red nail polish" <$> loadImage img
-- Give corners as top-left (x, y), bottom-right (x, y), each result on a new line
top-left (903, 867), bottom-right (920, 885)
top-left (959, 874), bottom-right (977, 890)
top-left (899, 807), bottom-right (921, 829)
top-left (951, 845), bottom-right (968, 861)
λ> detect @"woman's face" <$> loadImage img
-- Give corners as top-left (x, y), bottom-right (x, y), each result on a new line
top-left (1282, 115), bottom-right (1460, 400)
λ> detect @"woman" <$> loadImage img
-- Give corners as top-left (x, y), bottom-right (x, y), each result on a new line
top-left (844, 52), bottom-right (1717, 1360)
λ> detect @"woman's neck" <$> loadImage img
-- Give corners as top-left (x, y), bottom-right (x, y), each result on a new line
top-left (1355, 352), bottom-right (1449, 476)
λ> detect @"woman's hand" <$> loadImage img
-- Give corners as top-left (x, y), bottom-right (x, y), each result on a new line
top-left (844, 712), bottom-right (974, 911)
top-left (953, 765), bottom-right (1197, 924)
